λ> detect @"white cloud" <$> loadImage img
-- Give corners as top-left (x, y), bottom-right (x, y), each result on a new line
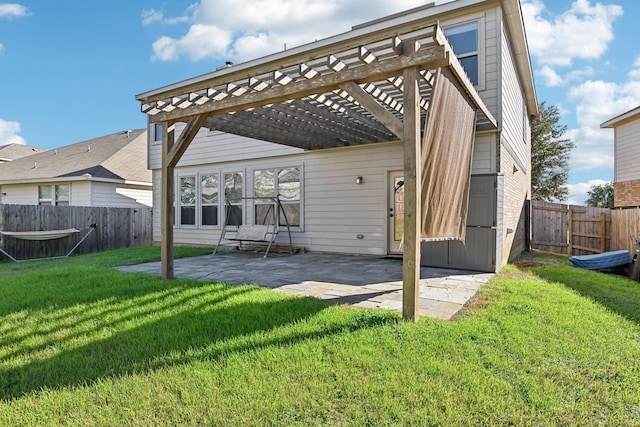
top-left (629, 56), bottom-right (640, 80)
top-left (566, 179), bottom-right (609, 205)
top-left (522, 0), bottom-right (622, 73)
top-left (152, 24), bottom-right (232, 62)
top-left (141, 7), bottom-right (191, 26)
top-left (566, 78), bottom-right (640, 171)
top-left (537, 65), bottom-right (563, 87)
top-left (0, 119), bottom-right (26, 145)
top-left (523, 1), bottom-right (638, 175)
top-left (141, 8), bottom-right (163, 26)
top-left (537, 65), bottom-right (597, 87)
top-left (0, 3), bottom-right (29, 54)
top-left (148, 0), bottom-right (426, 63)
top-left (0, 3), bottom-right (29, 18)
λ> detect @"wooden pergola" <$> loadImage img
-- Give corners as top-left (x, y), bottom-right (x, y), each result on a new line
top-left (136, 15), bottom-right (497, 321)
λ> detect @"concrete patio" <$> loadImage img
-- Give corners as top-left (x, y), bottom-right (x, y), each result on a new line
top-left (117, 251), bottom-right (494, 320)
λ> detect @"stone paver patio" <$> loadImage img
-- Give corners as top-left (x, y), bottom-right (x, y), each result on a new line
top-left (117, 251), bottom-right (494, 320)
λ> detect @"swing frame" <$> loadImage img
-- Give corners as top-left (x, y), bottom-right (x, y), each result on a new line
top-left (214, 195), bottom-right (294, 258)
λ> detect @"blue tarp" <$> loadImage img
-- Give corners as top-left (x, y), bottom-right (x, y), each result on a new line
top-left (569, 250), bottom-right (632, 270)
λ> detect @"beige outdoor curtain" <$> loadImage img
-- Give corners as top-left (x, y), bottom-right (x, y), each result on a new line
top-left (420, 67), bottom-right (477, 241)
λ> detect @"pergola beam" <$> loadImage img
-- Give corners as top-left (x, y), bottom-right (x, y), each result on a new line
top-left (339, 81), bottom-right (405, 140)
top-left (168, 114), bottom-right (209, 167)
top-left (147, 46), bottom-right (449, 123)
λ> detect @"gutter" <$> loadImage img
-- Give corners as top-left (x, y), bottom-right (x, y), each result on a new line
top-left (0, 176), bottom-right (152, 187)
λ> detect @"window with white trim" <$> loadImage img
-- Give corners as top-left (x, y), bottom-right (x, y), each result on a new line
top-left (254, 167), bottom-right (301, 227)
top-left (224, 172), bottom-right (243, 226)
top-left (201, 173), bottom-right (219, 226)
top-left (174, 167), bottom-right (302, 229)
top-left (444, 21), bottom-right (479, 86)
top-left (153, 123), bottom-right (162, 143)
top-left (179, 175), bottom-right (196, 226)
top-left (38, 184), bottom-right (70, 206)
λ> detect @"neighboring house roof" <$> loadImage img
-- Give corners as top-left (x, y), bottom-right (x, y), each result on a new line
top-left (0, 144), bottom-right (45, 162)
top-left (601, 105), bottom-right (640, 128)
top-left (0, 129), bottom-right (151, 185)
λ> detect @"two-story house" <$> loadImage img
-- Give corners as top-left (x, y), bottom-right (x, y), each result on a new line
top-left (135, 0), bottom-right (537, 317)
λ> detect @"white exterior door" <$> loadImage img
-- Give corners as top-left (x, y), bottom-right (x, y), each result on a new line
top-left (388, 171), bottom-right (404, 254)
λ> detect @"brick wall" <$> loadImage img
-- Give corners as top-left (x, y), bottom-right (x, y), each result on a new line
top-left (614, 179), bottom-right (640, 207)
top-left (499, 143), bottom-right (531, 265)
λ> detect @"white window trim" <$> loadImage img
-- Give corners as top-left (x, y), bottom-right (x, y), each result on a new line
top-left (152, 123), bottom-right (162, 145)
top-left (173, 165), bottom-right (304, 232)
top-left (38, 183), bottom-right (71, 206)
top-left (177, 174), bottom-right (197, 228)
top-left (442, 13), bottom-right (485, 91)
top-left (253, 166), bottom-right (303, 230)
top-left (199, 170), bottom-right (222, 229)
top-left (222, 168), bottom-right (246, 226)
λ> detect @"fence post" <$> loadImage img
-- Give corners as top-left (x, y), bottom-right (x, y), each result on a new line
top-left (600, 212), bottom-right (606, 253)
top-left (567, 207), bottom-right (573, 256)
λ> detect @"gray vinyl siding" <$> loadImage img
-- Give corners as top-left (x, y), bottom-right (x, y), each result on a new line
top-left (472, 133), bottom-right (496, 173)
top-left (0, 183), bottom-right (39, 205)
top-left (479, 8), bottom-right (500, 119)
top-left (0, 181), bottom-right (150, 208)
top-left (148, 124), bottom-right (303, 170)
top-left (499, 13), bottom-right (528, 170)
top-left (0, 182), bottom-right (90, 206)
top-left (90, 182), bottom-right (152, 208)
top-left (614, 119), bottom-right (640, 182)
top-left (152, 133), bottom-right (499, 254)
top-left (154, 142), bottom-right (401, 255)
top-left (70, 182), bottom-right (91, 206)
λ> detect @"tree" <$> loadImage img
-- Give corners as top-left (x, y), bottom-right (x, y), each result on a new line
top-left (531, 101), bottom-right (574, 202)
top-left (585, 182), bottom-right (614, 208)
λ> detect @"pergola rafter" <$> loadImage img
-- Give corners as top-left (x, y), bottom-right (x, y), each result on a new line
top-left (137, 16), bottom-right (498, 321)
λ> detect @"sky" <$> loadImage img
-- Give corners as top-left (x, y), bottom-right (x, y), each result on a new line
top-left (0, 0), bottom-right (639, 205)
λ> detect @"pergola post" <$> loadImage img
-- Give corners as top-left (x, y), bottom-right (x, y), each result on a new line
top-left (161, 122), bottom-right (175, 280)
top-left (402, 41), bottom-right (422, 321)
top-left (159, 114), bottom-right (209, 280)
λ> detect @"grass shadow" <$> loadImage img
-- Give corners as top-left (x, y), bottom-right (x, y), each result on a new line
top-left (516, 251), bottom-right (640, 326)
top-left (0, 267), bottom-right (397, 400)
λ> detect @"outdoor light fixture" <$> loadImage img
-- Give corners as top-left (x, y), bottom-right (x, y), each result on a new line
top-left (356, 176), bottom-right (363, 184)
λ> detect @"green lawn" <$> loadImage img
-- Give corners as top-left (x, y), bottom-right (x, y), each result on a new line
top-left (0, 248), bottom-right (639, 426)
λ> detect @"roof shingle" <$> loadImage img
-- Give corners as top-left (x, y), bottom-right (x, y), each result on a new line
top-left (0, 130), bottom-right (150, 184)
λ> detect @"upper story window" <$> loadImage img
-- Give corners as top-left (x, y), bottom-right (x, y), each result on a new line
top-left (153, 123), bottom-right (162, 143)
top-left (444, 21), bottom-right (478, 86)
top-left (38, 184), bottom-right (70, 206)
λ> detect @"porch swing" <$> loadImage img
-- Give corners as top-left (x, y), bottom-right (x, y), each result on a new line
top-left (214, 195), bottom-right (293, 258)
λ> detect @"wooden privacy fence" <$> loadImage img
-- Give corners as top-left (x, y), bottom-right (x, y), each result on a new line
top-left (0, 204), bottom-right (152, 261)
top-left (531, 200), bottom-right (640, 255)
